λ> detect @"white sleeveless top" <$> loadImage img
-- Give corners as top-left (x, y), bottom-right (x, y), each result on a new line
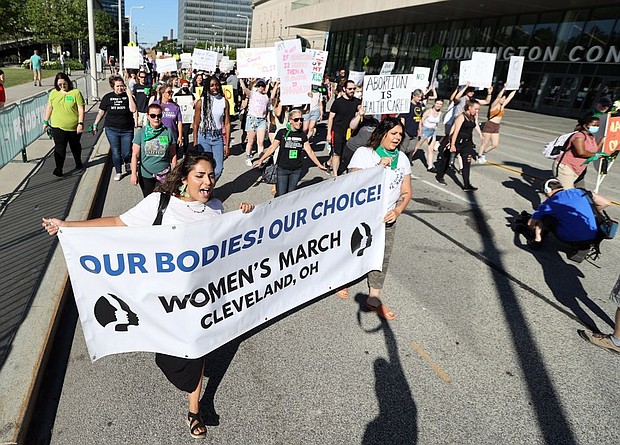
top-left (199, 94), bottom-right (225, 134)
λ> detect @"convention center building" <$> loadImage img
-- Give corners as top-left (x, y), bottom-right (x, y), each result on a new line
top-left (286, 0), bottom-right (620, 117)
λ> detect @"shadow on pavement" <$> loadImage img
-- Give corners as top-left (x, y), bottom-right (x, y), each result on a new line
top-left (353, 293), bottom-right (418, 444)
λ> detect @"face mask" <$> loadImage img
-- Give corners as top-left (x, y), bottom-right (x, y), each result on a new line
top-left (354, 92), bottom-right (362, 99)
top-left (587, 126), bottom-right (599, 135)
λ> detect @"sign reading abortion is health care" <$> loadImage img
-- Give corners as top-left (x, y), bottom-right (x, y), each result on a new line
top-left (363, 74), bottom-right (415, 114)
top-left (57, 168), bottom-right (387, 361)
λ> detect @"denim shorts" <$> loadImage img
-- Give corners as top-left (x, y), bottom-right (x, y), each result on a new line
top-left (421, 127), bottom-right (436, 141)
top-left (246, 115), bottom-right (267, 131)
top-left (303, 108), bottom-right (321, 122)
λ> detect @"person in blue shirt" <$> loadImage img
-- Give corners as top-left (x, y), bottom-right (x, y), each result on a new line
top-left (30, 50), bottom-right (43, 86)
top-left (527, 179), bottom-right (611, 247)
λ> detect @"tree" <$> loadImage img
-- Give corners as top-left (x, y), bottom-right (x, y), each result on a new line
top-left (23, 0), bottom-right (87, 43)
top-left (94, 9), bottom-right (118, 49)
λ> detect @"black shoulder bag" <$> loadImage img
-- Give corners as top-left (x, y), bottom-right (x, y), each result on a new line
top-left (153, 193), bottom-right (171, 226)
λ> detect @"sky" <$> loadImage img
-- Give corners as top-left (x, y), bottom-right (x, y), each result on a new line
top-left (125, 0), bottom-right (177, 48)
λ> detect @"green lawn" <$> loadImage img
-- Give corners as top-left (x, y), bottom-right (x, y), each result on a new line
top-left (1, 67), bottom-right (57, 88)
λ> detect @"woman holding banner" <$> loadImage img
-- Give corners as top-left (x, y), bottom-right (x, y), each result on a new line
top-left (346, 117), bottom-right (412, 320)
top-left (42, 152), bottom-right (254, 439)
top-left (193, 75), bottom-right (231, 180)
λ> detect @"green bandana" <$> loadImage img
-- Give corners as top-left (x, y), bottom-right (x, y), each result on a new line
top-left (375, 145), bottom-right (399, 170)
top-left (143, 123), bottom-right (166, 142)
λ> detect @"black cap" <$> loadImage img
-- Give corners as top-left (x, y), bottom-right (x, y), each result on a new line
top-left (598, 97), bottom-right (612, 107)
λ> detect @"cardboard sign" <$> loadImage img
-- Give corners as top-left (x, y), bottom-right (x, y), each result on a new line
top-left (362, 74), bottom-right (415, 114)
top-left (469, 51), bottom-right (496, 88)
top-left (180, 53), bottom-right (192, 69)
top-left (276, 39), bottom-right (312, 105)
top-left (174, 94), bottom-right (195, 124)
top-left (380, 62), bottom-right (395, 75)
top-left (604, 114), bottom-right (620, 154)
top-left (222, 85), bottom-right (237, 116)
top-left (506, 56), bottom-right (524, 91)
top-left (348, 70), bottom-right (365, 86)
top-left (192, 49), bottom-right (218, 72)
top-left (237, 47), bottom-right (277, 79)
top-left (411, 66), bottom-right (430, 90)
top-left (155, 57), bottom-right (178, 73)
top-left (458, 60), bottom-right (474, 85)
top-left (124, 46), bottom-right (142, 70)
top-left (309, 49), bottom-right (328, 85)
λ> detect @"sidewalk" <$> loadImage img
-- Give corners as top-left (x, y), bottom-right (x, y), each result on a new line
top-left (0, 101), bottom-right (577, 444)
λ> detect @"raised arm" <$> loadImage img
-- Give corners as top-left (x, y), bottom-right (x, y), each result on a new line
top-left (453, 82), bottom-right (470, 103)
top-left (503, 89), bottom-right (517, 107)
top-left (42, 216), bottom-right (126, 236)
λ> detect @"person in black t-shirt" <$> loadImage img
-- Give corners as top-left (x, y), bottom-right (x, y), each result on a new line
top-left (398, 89), bottom-right (424, 159)
top-left (93, 75), bottom-right (138, 179)
top-left (253, 109), bottom-right (327, 196)
top-left (326, 80), bottom-right (363, 176)
top-left (133, 71), bottom-right (152, 127)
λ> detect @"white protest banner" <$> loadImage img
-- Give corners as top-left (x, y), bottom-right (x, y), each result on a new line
top-left (237, 47), bottom-right (277, 79)
top-left (469, 51), bottom-right (496, 88)
top-left (348, 70), bottom-right (365, 86)
top-left (219, 56), bottom-right (231, 72)
top-left (362, 74), bottom-right (415, 114)
top-left (380, 62), bottom-right (395, 75)
top-left (57, 168), bottom-right (387, 361)
top-left (276, 39), bottom-right (312, 105)
top-left (458, 60), bottom-right (474, 85)
top-left (309, 49), bottom-right (328, 85)
top-left (411, 67), bottom-right (430, 90)
top-left (155, 57), bottom-right (178, 73)
top-left (192, 49), bottom-right (218, 72)
top-left (174, 95), bottom-right (194, 124)
top-left (506, 56), bottom-right (524, 91)
top-left (180, 53), bottom-right (192, 69)
top-left (124, 46), bottom-right (142, 69)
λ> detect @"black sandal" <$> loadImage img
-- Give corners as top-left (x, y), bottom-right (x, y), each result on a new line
top-left (187, 411), bottom-right (207, 439)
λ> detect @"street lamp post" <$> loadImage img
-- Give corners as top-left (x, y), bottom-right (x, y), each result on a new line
top-left (129, 6), bottom-right (144, 44)
top-left (117, 0), bottom-right (122, 73)
top-left (236, 14), bottom-right (250, 48)
top-left (212, 24), bottom-right (224, 53)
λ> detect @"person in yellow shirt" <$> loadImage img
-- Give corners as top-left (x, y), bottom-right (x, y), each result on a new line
top-left (42, 73), bottom-right (85, 177)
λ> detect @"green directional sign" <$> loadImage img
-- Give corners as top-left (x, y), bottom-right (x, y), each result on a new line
top-left (363, 56), bottom-right (370, 65)
top-left (430, 44), bottom-right (443, 61)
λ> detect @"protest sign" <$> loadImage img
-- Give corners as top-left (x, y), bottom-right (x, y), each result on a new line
top-left (124, 46), bottom-right (142, 69)
top-left (458, 60), bottom-right (473, 85)
top-left (380, 62), bottom-right (395, 75)
top-left (362, 74), bottom-right (415, 114)
top-left (237, 47), bottom-right (277, 79)
top-left (57, 168), bottom-right (387, 361)
top-left (309, 49), bottom-right (328, 85)
top-left (603, 114), bottom-right (620, 154)
top-left (192, 49), bottom-right (218, 72)
top-left (348, 70), bottom-right (365, 86)
top-left (155, 57), bottom-right (178, 73)
top-left (411, 67), bottom-right (430, 90)
top-left (219, 56), bottom-right (233, 72)
top-left (180, 53), bottom-right (192, 69)
top-left (276, 39), bottom-right (312, 105)
top-left (506, 56), bottom-right (524, 91)
top-left (174, 94), bottom-right (194, 124)
top-left (469, 51), bottom-right (496, 88)
top-left (222, 85), bottom-right (237, 116)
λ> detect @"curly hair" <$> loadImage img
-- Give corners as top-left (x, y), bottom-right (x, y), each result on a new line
top-left (154, 151), bottom-right (216, 197)
top-left (200, 75), bottom-right (223, 137)
top-left (366, 117), bottom-right (404, 149)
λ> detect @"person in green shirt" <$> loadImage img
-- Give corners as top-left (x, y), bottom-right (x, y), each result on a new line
top-left (130, 103), bottom-right (177, 197)
top-left (42, 72), bottom-right (85, 177)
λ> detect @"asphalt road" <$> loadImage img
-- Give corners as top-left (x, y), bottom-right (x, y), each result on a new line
top-left (30, 117), bottom-right (620, 445)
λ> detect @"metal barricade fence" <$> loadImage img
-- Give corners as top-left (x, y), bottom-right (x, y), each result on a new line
top-left (0, 76), bottom-right (88, 169)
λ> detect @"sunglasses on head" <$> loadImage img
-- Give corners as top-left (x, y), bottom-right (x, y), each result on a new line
top-left (291, 117), bottom-right (303, 122)
top-left (149, 113), bottom-right (163, 118)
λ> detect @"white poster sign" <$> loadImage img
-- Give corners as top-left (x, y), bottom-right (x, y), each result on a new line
top-left (348, 70), bottom-right (365, 86)
top-left (192, 49), bottom-right (218, 72)
top-left (411, 67), bottom-right (430, 90)
top-left (174, 94), bottom-right (195, 124)
top-left (458, 60), bottom-right (474, 86)
top-left (506, 56), bottom-right (525, 90)
top-left (276, 39), bottom-right (313, 105)
top-left (362, 74), bottom-right (415, 114)
top-left (309, 49), bottom-right (328, 85)
top-left (124, 46), bottom-right (142, 70)
top-left (57, 168), bottom-right (387, 361)
top-left (155, 57), bottom-right (178, 73)
top-left (237, 47), bottom-right (277, 79)
top-left (469, 51), bottom-right (496, 88)
top-left (380, 62), bottom-right (395, 75)
top-left (180, 53), bottom-right (192, 69)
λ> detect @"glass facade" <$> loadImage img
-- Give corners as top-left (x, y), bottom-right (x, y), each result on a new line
top-left (326, 6), bottom-right (620, 118)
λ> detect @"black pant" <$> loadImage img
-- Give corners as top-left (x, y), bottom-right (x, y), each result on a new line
top-left (179, 123), bottom-right (191, 158)
top-left (138, 174), bottom-right (158, 197)
top-left (51, 127), bottom-right (82, 171)
top-left (435, 141), bottom-right (475, 188)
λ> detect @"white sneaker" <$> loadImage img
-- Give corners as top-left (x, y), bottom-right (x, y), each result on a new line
top-left (114, 173), bottom-right (122, 181)
top-left (477, 155), bottom-right (486, 164)
top-left (245, 156), bottom-right (253, 167)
